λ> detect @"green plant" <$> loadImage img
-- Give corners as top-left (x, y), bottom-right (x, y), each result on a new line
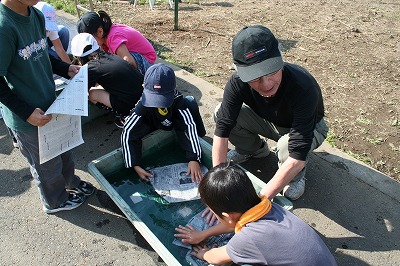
top-left (47, 0), bottom-right (78, 15)
top-left (325, 130), bottom-right (337, 147)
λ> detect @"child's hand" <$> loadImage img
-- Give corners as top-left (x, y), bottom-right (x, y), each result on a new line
top-left (133, 166), bottom-right (152, 181)
top-left (187, 161), bottom-right (202, 183)
top-left (201, 207), bottom-right (218, 226)
top-left (67, 64), bottom-right (81, 78)
top-left (174, 225), bottom-right (205, 244)
top-left (191, 244), bottom-right (215, 260)
top-left (27, 108), bottom-right (52, 127)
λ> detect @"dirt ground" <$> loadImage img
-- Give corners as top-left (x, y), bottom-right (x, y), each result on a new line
top-left (92, 0), bottom-right (399, 181)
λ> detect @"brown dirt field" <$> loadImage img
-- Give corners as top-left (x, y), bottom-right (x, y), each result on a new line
top-left (92, 0), bottom-right (399, 181)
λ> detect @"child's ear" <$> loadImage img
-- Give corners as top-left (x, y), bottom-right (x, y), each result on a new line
top-left (221, 212), bottom-right (235, 224)
top-left (97, 27), bottom-right (104, 38)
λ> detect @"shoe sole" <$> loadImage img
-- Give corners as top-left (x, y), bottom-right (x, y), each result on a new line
top-left (43, 201), bottom-right (84, 214)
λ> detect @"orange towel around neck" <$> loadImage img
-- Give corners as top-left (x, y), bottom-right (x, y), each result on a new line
top-left (235, 196), bottom-right (272, 233)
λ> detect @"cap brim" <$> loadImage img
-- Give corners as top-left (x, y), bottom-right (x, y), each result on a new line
top-left (236, 57), bottom-right (283, 82)
top-left (45, 21), bottom-right (59, 31)
top-left (142, 90), bottom-right (174, 108)
top-left (79, 46), bottom-right (99, 57)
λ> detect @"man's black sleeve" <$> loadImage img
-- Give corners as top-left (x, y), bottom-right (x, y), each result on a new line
top-left (49, 54), bottom-right (70, 79)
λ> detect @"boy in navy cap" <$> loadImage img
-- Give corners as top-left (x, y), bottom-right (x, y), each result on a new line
top-left (121, 63), bottom-right (206, 183)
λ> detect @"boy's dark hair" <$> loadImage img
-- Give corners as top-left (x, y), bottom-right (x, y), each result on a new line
top-left (73, 45), bottom-right (100, 65)
top-left (198, 162), bottom-right (261, 217)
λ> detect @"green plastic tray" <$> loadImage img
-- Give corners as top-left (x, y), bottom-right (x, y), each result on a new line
top-left (88, 130), bottom-right (292, 265)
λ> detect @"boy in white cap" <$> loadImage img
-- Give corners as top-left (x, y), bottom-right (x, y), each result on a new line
top-left (121, 63), bottom-right (206, 183)
top-left (70, 33), bottom-right (144, 127)
top-left (34, 1), bottom-right (71, 63)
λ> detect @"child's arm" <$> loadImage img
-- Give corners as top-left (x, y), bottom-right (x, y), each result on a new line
top-left (187, 160), bottom-right (202, 183)
top-left (134, 165), bottom-right (152, 181)
top-left (115, 43), bottom-right (138, 70)
top-left (192, 244), bottom-right (232, 265)
top-left (51, 38), bottom-right (71, 64)
top-left (175, 222), bottom-right (233, 245)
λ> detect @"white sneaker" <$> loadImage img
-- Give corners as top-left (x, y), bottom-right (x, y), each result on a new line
top-left (226, 140), bottom-right (270, 164)
top-left (283, 177), bottom-right (306, 200)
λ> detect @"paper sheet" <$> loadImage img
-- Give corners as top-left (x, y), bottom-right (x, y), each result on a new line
top-left (148, 163), bottom-right (208, 203)
top-left (46, 65), bottom-right (88, 116)
top-left (172, 209), bottom-right (234, 266)
top-left (38, 65), bottom-right (88, 164)
top-left (38, 114), bottom-right (84, 164)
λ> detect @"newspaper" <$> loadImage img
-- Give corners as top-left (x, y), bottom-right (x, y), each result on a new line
top-left (38, 65), bottom-right (88, 164)
top-left (172, 210), bottom-right (234, 266)
top-left (148, 163), bottom-right (208, 203)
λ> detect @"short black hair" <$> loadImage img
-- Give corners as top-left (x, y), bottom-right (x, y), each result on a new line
top-left (74, 45), bottom-right (100, 65)
top-left (198, 162), bottom-right (261, 216)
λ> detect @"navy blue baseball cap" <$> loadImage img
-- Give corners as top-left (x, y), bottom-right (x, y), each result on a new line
top-left (142, 64), bottom-right (176, 108)
top-left (232, 25), bottom-right (283, 82)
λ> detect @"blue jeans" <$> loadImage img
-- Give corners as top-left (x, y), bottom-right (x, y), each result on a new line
top-left (130, 52), bottom-right (152, 76)
top-left (47, 25), bottom-right (70, 59)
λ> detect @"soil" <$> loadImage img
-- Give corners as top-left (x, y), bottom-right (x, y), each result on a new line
top-left (92, 0), bottom-right (399, 181)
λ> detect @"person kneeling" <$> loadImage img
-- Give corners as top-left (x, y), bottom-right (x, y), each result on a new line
top-left (175, 162), bottom-right (337, 265)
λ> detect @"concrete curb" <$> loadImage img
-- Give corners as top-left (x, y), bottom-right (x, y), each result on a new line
top-left (316, 142), bottom-right (400, 202)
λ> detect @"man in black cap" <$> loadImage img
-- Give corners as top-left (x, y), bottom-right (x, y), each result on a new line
top-left (212, 25), bottom-right (329, 201)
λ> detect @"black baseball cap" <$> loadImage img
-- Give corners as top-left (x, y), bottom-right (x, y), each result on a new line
top-left (232, 25), bottom-right (283, 82)
top-left (77, 12), bottom-right (101, 34)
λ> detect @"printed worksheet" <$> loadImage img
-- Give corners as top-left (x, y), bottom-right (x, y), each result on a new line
top-left (148, 163), bottom-right (208, 203)
top-left (45, 65), bottom-right (88, 116)
top-left (38, 65), bottom-right (88, 164)
top-left (38, 114), bottom-right (83, 164)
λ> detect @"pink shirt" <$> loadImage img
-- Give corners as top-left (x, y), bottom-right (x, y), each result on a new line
top-left (105, 23), bottom-right (157, 64)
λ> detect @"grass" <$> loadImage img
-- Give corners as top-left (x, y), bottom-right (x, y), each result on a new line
top-left (48, 0), bottom-right (201, 15)
top-left (325, 130), bottom-right (337, 147)
top-left (345, 150), bottom-right (372, 165)
top-left (47, 0), bottom-right (82, 15)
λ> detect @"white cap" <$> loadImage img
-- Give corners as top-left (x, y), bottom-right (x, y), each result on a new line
top-left (34, 2), bottom-right (59, 31)
top-left (71, 33), bottom-right (100, 57)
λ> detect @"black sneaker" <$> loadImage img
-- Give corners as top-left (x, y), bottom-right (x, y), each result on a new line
top-left (67, 181), bottom-right (96, 196)
top-left (114, 116), bottom-right (126, 129)
top-left (43, 193), bottom-right (86, 214)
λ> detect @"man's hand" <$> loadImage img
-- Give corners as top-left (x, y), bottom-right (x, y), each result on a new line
top-left (259, 156), bottom-right (306, 200)
top-left (174, 225), bottom-right (205, 245)
top-left (133, 166), bottom-right (153, 181)
top-left (187, 161), bottom-right (202, 183)
top-left (67, 65), bottom-right (81, 78)
top-left (26, 108), bottom-right (52, 127)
